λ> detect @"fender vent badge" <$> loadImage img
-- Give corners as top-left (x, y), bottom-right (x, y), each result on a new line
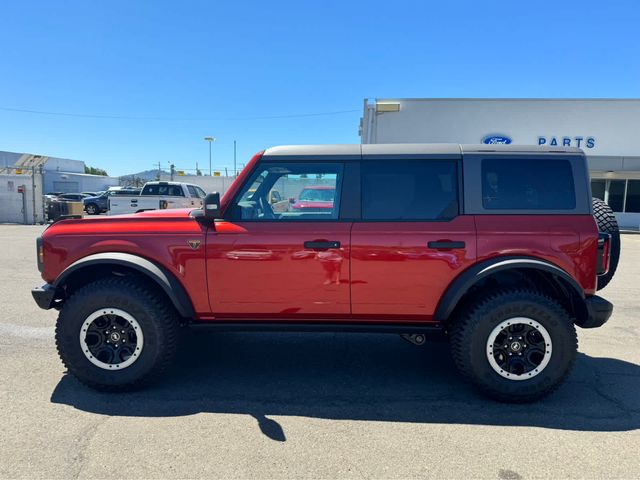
top-left (188, 240), bottom-right (201, 250)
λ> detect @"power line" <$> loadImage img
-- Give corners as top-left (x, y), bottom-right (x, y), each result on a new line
top-left (0, 106), bottom-right (360, 121)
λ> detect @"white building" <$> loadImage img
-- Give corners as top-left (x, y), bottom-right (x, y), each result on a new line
top-left (360, 98), bottom-right (640, 229)
top-left (0, 151), bottom-right (119, 224)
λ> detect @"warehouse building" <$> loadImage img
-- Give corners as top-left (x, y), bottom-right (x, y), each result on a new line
top-left (360, 98), bottom-right (640, 229)
top-left (0, 150), bottom-right (119, 223)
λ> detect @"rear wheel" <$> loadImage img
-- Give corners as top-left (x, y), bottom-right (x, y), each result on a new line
top-left (450, 289), bottom-right (577, 402)
top-left (55, 277), bottom-right (179, 391)
top-left (592, 197), bottom-right (620, 290)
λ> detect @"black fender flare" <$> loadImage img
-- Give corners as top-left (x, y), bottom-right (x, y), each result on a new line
top-left (434, 256), bottom-right (585, 323)
top-left (53, 252), bottom-right (195, 318)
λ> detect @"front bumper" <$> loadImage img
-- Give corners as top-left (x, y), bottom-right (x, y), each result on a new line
top-left (31, 284), bottom-right (56, 310)
top-left (579, 295), bottom-right (613, 329)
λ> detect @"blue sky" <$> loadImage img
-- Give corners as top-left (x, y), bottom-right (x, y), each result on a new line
top-left (0, 0), bottom-right (638, 176)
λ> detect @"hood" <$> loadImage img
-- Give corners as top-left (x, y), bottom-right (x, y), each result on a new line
top-left (45, 208), bottom-right (197, 234)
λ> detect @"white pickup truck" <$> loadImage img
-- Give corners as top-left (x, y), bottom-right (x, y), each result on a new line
top-left (108, 181), bottom-right (207, 215)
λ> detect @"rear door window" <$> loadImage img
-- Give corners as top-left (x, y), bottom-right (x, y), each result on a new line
top-left (361, 160), bottom-right (459, 220)
top-left (481, 158), bottom-right (576, 210)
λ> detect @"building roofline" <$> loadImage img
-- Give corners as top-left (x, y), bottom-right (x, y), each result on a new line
top-left (371, 97), bottom-right (640, 102)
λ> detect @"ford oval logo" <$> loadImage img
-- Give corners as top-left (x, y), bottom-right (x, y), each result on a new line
top-left (482, 134), bottom-right (512, 145)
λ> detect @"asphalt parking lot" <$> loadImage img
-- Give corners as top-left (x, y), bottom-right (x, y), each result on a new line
top-left (0, 225), bottom-right (638, 479)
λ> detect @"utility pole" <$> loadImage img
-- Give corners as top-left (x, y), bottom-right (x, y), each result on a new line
top-left (204, 136), bottom-right (215, 176)
top-left (170, 163), bottom-right (175, 181)
top-left (156, 162), bottom-right (161, 181)
top-left (233, 140), bottom-right (237, 176)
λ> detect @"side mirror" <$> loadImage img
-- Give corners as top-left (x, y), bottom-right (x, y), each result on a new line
top-left (203, 192), bottom-right (222, 220)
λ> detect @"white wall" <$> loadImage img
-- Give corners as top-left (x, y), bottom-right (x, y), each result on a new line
top-left (0, 174), bottom-right (45, 224)
top-left (42, 157), bottom-right (84, 173)
top-left (44, 172), bottom-right (119, 194)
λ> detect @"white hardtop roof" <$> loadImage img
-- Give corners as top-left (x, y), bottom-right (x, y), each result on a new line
top-left (262, 143), bottom-right (582, 157)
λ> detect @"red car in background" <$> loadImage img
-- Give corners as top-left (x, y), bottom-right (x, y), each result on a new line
top-left (291, 185), bottom-right (335, 212)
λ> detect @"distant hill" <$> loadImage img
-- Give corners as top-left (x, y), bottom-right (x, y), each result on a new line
top-left (118, 169), bottom-right (169, 187)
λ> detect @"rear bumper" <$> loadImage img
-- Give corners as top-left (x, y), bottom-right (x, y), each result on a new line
top-left (579, 295), bottom-right (613, 329)
top-left (31, 284), bottom-right (56, 310)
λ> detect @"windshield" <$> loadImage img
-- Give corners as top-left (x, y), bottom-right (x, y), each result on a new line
top-left (299, 188), bottom-right (334, 202)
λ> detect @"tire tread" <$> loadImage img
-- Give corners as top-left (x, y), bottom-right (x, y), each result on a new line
top-left (592, 197), bottom-right (620, 290)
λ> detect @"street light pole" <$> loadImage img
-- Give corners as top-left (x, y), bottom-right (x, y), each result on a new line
top-left (204, 136), bottom-right (215, 176)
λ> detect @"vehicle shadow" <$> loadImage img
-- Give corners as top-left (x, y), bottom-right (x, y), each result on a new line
top-left (51, 330), bottom-right (640, 440)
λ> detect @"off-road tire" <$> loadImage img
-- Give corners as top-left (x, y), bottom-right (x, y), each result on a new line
top-left (55, 277), bottom-right (179, 391)
top-left (85, 203), bottom-right (99, 215)
top-left (592, 197), bottom-right (620, 290)
top-left (450, 289), bottom-right (577, 403)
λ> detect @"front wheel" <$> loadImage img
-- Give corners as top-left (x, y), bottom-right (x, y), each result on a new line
top-left (55, 277), bottom-right (179, 391)
top-left (450, 289), bottom-right (577, 402)
top-left (85, 203), bottom-right (99, 215)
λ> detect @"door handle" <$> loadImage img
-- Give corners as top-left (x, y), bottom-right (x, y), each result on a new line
top-left (427, 240), bottom-right (466, 249)
top-left (304, 240), bottom-right (341, 250)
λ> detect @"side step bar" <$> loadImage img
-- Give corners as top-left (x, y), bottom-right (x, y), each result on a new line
top-left (189, 321), bottom-right (445, 336)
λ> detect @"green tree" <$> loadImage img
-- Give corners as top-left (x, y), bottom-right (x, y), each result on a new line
top-left (84, 165), bottom-right (108, 176)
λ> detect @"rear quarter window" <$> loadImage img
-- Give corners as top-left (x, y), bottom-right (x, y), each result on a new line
top-left (481, 158), bottom-right (576, 210)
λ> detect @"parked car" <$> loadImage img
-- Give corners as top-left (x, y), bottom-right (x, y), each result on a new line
top-left (81, 191), bottom-right (99, 197)
top-left (56, 193), bottom-right (89, 202)
top-left (291, 185), bottom-right (335, 212)
top-left (83, 188), bottom-right (141, 215)
top-left (32, 144), bottom-right (618, 402)
top-left (107, 181), bottom-right (206, 215)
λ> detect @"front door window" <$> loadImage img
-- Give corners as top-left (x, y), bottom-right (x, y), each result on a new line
top-left (228, 163), bottom-right (343, 221)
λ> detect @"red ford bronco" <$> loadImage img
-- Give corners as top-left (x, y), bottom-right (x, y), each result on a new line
top-left (32, 144), bottom-right (619, 402)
